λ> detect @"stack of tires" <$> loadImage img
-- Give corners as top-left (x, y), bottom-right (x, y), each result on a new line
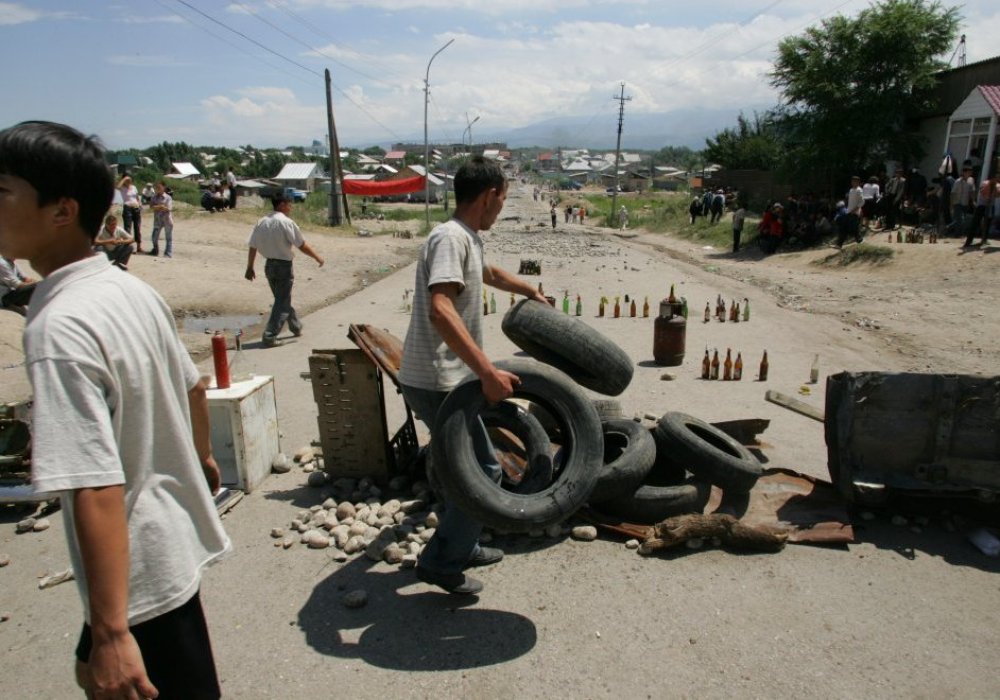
top-left (429, 298), bottom-right (763, 533)
top-left (588, 411), bottom-right (762, 524)
top-left (430, 300), bottom-right (633, 533)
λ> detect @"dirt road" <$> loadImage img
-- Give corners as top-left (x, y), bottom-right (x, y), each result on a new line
top-left (1, 184), bottom-right (998, 699)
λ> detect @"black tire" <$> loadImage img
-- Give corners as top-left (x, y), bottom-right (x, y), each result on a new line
top-left (501, 299), bottom-right (634, 396)
top-left (588, 419), bottom-right (656, 504)
top-left (481, 401), bottom-right (554, 494)
top-left (433, 359), bottom-right (603, 531)
top-left (654, 412), bottom-right (762, 493)
top-left (596, 478), bottom-right (712, 525)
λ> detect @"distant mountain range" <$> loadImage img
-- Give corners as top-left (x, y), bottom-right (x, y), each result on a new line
top-left (346, 105), bottom-right (771, 152)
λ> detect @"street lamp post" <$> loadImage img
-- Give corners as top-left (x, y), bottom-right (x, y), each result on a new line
top-left (424, 38), bottom-right (454, 227)
top-left (463, 113), bottom-right (480, 153)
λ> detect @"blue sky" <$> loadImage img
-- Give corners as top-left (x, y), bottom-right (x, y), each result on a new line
top-left (2, 1), bottom-right (998, 150)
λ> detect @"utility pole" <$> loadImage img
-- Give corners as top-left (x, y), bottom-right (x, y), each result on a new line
top-left (424, 39), bottom-right (454, 227)
top-left (609, 82), bottom-right (632, 227)
top-left (325, 69), bottom-right (347, 226)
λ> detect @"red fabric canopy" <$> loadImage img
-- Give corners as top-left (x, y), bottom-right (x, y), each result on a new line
top-left (342, 176), bottom-right (425, 196)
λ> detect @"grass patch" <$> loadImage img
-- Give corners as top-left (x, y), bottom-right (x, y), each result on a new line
top-left (578, 191), bottom-right (749, 249)
top-left (814, 243), bottom-right (895, 267)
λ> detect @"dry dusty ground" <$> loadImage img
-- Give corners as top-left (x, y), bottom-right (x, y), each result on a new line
top-left (1, 185), bottom-right (998, 699)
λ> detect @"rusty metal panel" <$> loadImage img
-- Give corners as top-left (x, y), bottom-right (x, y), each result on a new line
top-left (825, 372), bottom-right (1000, 504)
top-left (347, 324), bottom-right (404, 387)
top-left (309, 349), bottom-right (391, 482)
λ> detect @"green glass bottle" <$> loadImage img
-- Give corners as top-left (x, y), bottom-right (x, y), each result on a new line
top-left (562, 292), bottom-right (570, 314)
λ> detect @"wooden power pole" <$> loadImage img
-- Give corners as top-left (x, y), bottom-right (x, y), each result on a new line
top-left (325, 69), bottom-right (348, 226)
top-left (609, 82), bottom-right (632, 226)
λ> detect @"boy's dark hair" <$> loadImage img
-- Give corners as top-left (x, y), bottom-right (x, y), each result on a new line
top-left (271, 193), bottom-right (290, 210)
top-left (0, 121), bottom-right (113, 241)
top-left (454, 156), bottom-right (505, 205)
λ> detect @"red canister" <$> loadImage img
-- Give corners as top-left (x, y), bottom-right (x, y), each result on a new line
top-left (211, 331), bottom-right (230, 389)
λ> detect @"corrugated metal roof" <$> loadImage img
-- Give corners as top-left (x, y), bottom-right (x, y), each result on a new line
top-left (275, 162), bottom-right (321, 180)
top-left (979, 85), bottom-right (1000, 116)
top-left (172, 162), bottom-right (200, 176)
top-left (384, 150), bottom-right (406, 159)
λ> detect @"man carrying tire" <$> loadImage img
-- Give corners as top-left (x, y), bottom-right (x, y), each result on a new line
top-left (399, 156), bottom-right (547, 595)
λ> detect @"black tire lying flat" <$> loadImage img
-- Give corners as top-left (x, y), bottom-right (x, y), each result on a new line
top-left (433, 359), bottom-right (603, 532)
top-left (654, 412), bottom-right (762, 493)
top-left (501, 299), bottom-right (634, 396)
top-left (597, 478), bottom-right (712, 525)
top-left (588, 419), bottom-right (656, 504)
top-left (592, 399), bottom-right (624, 420)
top-left (481, 401), bottom-right (554, 494)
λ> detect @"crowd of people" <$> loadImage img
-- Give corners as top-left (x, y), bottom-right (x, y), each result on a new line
top-left (692, 159), bottom-right (999, 256)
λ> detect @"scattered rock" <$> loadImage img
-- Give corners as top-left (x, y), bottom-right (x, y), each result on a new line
top-left (571, 526), bottom-right (598, 541)
top-left (660, 373), bottom-right (676, 381)
top-left (307, 471), bottom-right (327, 488)
top-left (303, 464), bottom-right (316, 474)
top-left (270, 528), bottom-right (285, 539)
top-left (322, 498), bottom-right (338, 510)
top-left (418, 528), bottom-right (436, 543)
top-left (341, 590), bottom-right (368, 609)
top-left (271, 453), bottom-right (291, 474)
top-left (343, 536), bottom-right (366, 555)
top-left (330, 550), bottom-right (348, 563)
top-left (290, 519), bottom-right (306, 533)
top-left (32, 518), bottom-right (51, 532)
top-left (282, 536), bottom-right (295, 549)
top-left (407, 542), bottom-right (422, 556)
top-left (0, 554), bottom-right (10, 567)
top-left (0, 613), bottom-right (10, 623)
top-left (303, 531), bottom-right (330, 549)
top-left (400, 554), bottom-right (418, 569)
top-left (380, 499), bottom-right (402, 517)
top-left (625, 539), bottom-right (640, 550)
top-left (336, 502), bottom-right (356, 521)
top-left (348, 521), bottom-right (368, 537)
top-left (383, 544), bottom-right (405, 565)
top-left (15, 517), bottom-right (36, 534)
top-left (424, 511), bottom-right (440, 529)
top-left (294, 446), bottom-right (315, 463)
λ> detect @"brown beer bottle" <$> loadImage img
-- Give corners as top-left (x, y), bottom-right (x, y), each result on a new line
top-left (668, 284), bottom-right (677, 304)
top-left (710, 349), bottom-right (720, 380)
top-left (630, 299), bottom-right (637, 317)
top-left (704, 302), bottom-right (711, 323)
top-left (613, 297), bottom-right (621, 318)
top-left (598, 297), bottom-right (605, 317)
top-left (734, 352), bottom-right (743, 380)
top-left (723, 348), bottom-right (733, 380)
top-left (643, 296), bottom-right (650, 318)
top-left (701, 348), bottom-right (711, 379)
top-left (759, 350), bottom-right (769, 381)
top-left (733, 302), bottom-right (740, 323)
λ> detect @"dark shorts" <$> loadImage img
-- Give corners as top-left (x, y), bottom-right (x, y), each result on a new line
top-left (76, 591), bottom-right (220, 700)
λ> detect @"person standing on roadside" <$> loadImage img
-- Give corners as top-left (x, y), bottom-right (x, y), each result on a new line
top-left (884, 169), bottom-right (906, 231)
top-left (955, 165), bottom-right (977, 243)
top-left (117, 175), bottom-right (143, 253)
top-left (550, 203), bottom-right (557, 230)
top-left (245, 193), bottom-right (324, 348)
top-left (0, 120), bottom-right (231, 700)
top-left (398, 156), bottom-right (547, 595)
top-left (731, 200), bottom-right (746, 253)
top-left (148, 181), bottom-right (173, 257)
top-left (839, 175), bottom-right (865, 247)
top-left (226, 168), bottom-right (238, 209)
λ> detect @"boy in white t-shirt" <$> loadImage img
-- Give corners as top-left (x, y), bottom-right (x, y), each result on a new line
top-left (0, 121), bottom-right (230, 699)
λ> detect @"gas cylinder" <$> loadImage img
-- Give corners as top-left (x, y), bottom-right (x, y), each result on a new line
top-left (211, 331), bottom-right (230, 389)
top-left (653, 305), bottom-right (686, 366)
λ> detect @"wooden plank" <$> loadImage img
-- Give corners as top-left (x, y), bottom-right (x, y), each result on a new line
top-left (765, 390), bottom-right (825, 423)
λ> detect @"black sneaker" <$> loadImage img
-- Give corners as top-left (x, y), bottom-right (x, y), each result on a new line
top-left (465, 546), bottom-right (504, 569)
top-left (261, 337), bottom-right (283, 348)
top-left (415, 567), bottom-right (483, 595)
top-left (290, 324), bottom-right (303, 337)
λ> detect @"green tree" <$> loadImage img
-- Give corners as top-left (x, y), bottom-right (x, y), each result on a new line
top-left (770, 0), bottom-right (960, 187)
top-left (703, 112), bottom-right (783, 170)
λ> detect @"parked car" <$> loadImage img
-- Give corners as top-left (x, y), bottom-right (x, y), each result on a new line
top-left (284, 187), bottom-right (308, 203)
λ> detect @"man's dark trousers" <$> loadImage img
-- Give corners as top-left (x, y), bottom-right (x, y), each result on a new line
top-left (263, 259), bottom-right (301, 343)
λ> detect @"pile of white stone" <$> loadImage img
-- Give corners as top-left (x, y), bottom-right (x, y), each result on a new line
top-left (269, 447), bottom-right (603, 567)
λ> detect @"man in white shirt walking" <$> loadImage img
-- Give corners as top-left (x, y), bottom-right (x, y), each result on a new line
top-left (245, 194), bottom-right (324, 348)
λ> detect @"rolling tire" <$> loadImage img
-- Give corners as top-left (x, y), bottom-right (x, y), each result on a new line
top-left (481, 401), bottom-right (555, 494)
top-left (588, 419), bottom-right (656, 504)
top-left (433, 359), bottom-right (603, 532)
top-left (654, 412), bottom-right (762, 493)
top-left (501, 299), bottom-right (634, 396)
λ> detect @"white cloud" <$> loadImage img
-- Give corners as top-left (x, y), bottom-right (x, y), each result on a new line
top-left (117, 14), bottom-right (184, 25)
top-left (0, 1), bottom-right (76, 25)
top-left (200, 87), bottom-right (326, 144)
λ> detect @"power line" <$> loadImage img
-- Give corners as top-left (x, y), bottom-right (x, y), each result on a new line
top-left (171, 0), bottom-right (322, 77)
top-left (266, 0), bottom-right (410, 83)
top-left (232, 0), bottom-right (404, 89)
top-left (151, 0), bottom-right (315, 88)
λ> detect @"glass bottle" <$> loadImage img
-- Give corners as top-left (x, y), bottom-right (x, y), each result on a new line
top-left (701, 348), bottom-right (711, 379)
top-left (723, 348), bottom-right (733, 381)
top-left (710, 349), bottom-right (720, 380)
top-left (759, 350), bottom-right (769, 381)
top-left (704, 302), bottom-right (711, 323)
top-left (743, 298), bottom-right (750, 322)
top-left (643, 296), bottom-right (650, 318)
top-left (575, 294), bottom-right (582, 317)
top-left (562, 291), bottom-right (570, 314)
top-left (490, 293), bottom-right (497, 315)
top-left (629, 299), bottom-right (637, 317)
top-left (809, 354), bottom-right (819, 384)
top-left (734, 352), bottom-right (743, 380)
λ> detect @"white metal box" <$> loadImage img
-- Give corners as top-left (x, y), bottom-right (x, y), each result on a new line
top-left (207, 375), bottom-right (279, 493)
